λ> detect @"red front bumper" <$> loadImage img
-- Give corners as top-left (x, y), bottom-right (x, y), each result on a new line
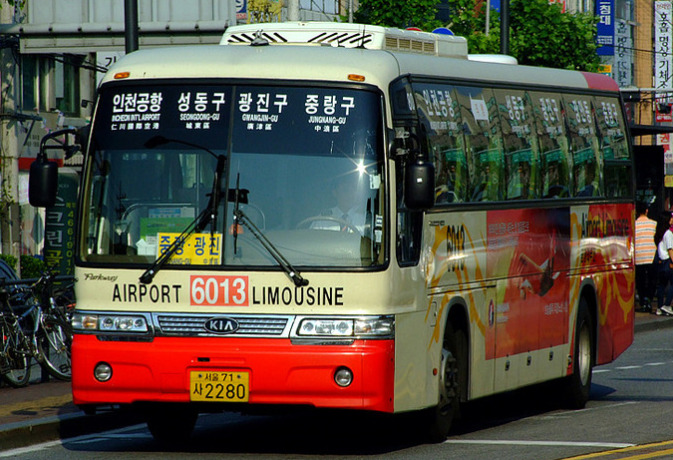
top-left (71, 334), bottom-right (395, 412)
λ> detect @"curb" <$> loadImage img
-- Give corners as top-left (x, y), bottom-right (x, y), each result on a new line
top-left (0, 408), bottom-right (143, 451)
top-left (634, 315), bottom-right (673, 334)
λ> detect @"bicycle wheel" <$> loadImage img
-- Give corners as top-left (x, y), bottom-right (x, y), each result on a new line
top-left (0, 317), bottom-right (31, 388)
top-left (37, 312), bottom-right (72, 381)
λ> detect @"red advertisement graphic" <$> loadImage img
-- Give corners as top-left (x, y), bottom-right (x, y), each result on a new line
top-left (485, 208), bottom-right (570, 359)
top-left (578, 204), bottom-right (633, 364)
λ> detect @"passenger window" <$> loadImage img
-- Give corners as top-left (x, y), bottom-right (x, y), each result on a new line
top-left (494, 89), bottom-right (539, 200)
top-left (412, 82), bottom-right (468, 204)
top-left (530, 92), bottom-right (571, 198)
top-left (563, 94), bottom-right (603, 197)
top-left (594, 96), bottom-right (632, 198)
top-left (456, 86), bottom-right (503, 202)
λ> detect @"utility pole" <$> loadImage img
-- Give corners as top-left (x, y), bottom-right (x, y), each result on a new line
top-left (288, 0), bottom-right (299, 21)
top-left (124, 0), bottom-right (139, 53)
top-left (0, 2), bottom-right (20, 262)
top-left (500, 0), bottom-right (509, 55)
top-left (348, 0), bottom-right (354, 23)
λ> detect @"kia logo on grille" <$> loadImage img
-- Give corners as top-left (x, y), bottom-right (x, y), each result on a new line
top-left (204, 317), bottom-right (239, 334)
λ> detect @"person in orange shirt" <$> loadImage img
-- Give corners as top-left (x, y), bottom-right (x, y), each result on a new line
top-left (635, 202), bottom-right (657, 312)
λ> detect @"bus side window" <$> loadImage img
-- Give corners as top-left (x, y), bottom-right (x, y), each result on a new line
top-left (531, 92), bottom-right (571, 198)
top-left (494, 89), bottom-right (539, 200)
top-left (594, 95), bottom-right (632, 198)
top-left (456, 86), bottom-right (504, 202)
top-left (411, 82), bottom-right (467, 204)
top-left (563, 95), bottom-right (603, 198)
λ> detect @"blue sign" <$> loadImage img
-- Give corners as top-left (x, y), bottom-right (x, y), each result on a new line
top-left (432, 27), bottom-right (454, 36)
top-left (236, 0), bottom-right (247, 19)
top-left (596, 0), bottom-right (615, 56)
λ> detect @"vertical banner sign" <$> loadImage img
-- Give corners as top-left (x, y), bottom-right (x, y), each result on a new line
top-left (44, 171), bottom-right (78, 276)
top-left (614, 19), bottom-right (633, 87)
top-left (655, 0), bottom-right (673, 123)
top-left (235, 0), bottom-right (247, 21)
top-left (596, 0), bottom-right (615, 56)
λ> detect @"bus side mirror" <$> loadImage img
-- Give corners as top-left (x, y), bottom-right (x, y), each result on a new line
top-left (28, 126), bottom-right (87, 208)
top-left (405, 160), bottom-right (435, 210)
top-left (29, 154), bottom-right (58, 207)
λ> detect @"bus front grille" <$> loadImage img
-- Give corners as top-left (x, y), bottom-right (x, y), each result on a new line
top-left (154, 314), bottom-right (293, 338)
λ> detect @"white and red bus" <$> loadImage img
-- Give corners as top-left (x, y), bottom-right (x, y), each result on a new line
top-left (32, 22), bottom-right (634, 442)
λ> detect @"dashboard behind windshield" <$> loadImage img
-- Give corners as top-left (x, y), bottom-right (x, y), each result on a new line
top-left (81, 81), bottom-right (386, 269)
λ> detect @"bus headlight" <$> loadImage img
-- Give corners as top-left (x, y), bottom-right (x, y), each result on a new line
top-left (72, 313), bottom-right (148, 333)
top-left (299, 319), bottom-right (354, 336)
top-left (296, 316), bottom-right (394, 338)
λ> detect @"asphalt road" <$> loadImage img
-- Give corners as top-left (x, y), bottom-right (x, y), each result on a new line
top-left (4, 324), bottom-right (673, 459)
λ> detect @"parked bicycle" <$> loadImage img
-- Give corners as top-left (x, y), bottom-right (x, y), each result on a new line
top-left (0, 268), bottom-right (74, 387)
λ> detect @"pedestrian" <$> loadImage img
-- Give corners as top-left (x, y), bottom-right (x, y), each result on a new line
top-left (635, 201), bottom-right (657, 312)
top-left (655, 213), bottom-right (673, 316)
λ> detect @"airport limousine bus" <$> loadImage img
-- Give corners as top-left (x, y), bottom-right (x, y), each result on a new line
top-left (33, 22), bottom-right (634, 442)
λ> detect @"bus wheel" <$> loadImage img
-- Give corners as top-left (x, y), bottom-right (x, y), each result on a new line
top-left (426, 323), bottom-right (465, 442)
top-left (146, 404), bottom-right (198, 446)
top-left (563, 299), bottom-right (594, 409)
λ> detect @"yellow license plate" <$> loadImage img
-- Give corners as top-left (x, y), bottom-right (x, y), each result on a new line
top-left (189, 371), bottom-right (249, 402)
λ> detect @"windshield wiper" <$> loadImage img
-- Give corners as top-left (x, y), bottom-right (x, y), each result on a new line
top-left (235, 208), bottom-right (308, 287)
top-left (233, 198), bottom-right (308, 288)
top-left (140, 136), bottom-right (225, 284)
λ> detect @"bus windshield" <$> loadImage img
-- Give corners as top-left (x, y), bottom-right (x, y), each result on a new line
top-left (81, 82), bottom-right (386, 269)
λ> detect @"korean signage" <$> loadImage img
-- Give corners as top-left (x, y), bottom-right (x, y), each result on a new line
top-left (99, 84), bottom-right (380, 159)
top-left (236, 0), bottom-right (247, 21)
top-left (596, 0), bottom-right (614, 56)
top-left (655, 1), bottom-right (673, 122)
top-left (614, 19), bottom-right (633, 87)
top-left (44, 171), bottom-right (78, 276)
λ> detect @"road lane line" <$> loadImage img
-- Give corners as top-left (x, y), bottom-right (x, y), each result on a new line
top-left (564, 440), bottom-right (673, 459)
top-left (444, 440), bottom-right (634, 448)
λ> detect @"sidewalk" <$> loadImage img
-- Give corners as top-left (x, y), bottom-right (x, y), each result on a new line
top-left (0, 311), bottom-right (671, 451)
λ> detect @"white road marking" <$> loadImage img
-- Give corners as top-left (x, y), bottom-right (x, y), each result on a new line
top-left (595, 361), bottom-right (673, 373)
top-left (0, 423), bottom-right (146, 457)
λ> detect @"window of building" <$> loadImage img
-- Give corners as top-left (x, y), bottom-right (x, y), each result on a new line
top-left (20, 54), bottom-right (83, 117)
top-left (299, 0), bottom-right (339, 15)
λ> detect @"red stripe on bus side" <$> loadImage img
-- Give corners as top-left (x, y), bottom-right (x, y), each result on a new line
top-left (581, 72), bottom-right (620, 92)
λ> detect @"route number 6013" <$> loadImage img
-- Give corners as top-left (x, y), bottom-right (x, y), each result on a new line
top-left (190, 275), bottom-right (249, 306)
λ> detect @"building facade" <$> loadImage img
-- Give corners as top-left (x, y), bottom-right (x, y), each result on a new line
top-left (0, 0), bottom-right (342, 267)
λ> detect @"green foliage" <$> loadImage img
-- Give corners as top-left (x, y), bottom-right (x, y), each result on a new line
top-left (352, 0), bottom-right (443, 30)
top-left (0, 253), bottom-right (17, 272)
top-left (20, 255), bottom-right (46, 279)
top-left (0, 0), bottom-right (26, 8)
top-left (509, 0), bottom-right (600, 71)
top-left (446, 0), bottom-right (501, 54)
top-left (354, 0), bottom-right (600, 71)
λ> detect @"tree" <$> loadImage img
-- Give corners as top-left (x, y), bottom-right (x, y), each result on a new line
top-left (447, 0), bottom-right (600, 71)
top-left (509, 0), bottom-right (600, 71)
top-left (352, 0), bottom-right (443, 31)
top-left (354, 0), bottom-right (600, 71)
top-left (445, 0), bottom-right (501, 54)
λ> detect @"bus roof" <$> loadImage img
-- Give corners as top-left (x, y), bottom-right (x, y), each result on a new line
top-left (101, 22), bottom-right (617, 94)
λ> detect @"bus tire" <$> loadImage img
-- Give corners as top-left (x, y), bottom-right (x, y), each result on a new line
top-left (426, 322), bottom-right (466, 442)
top-left (146, 404), bottom-right (198, 446)
top-left (563, 298), bottom-right (594, 409)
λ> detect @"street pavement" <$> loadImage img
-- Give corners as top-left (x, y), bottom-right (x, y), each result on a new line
top-left (0, 310), bottom-right (671, 451)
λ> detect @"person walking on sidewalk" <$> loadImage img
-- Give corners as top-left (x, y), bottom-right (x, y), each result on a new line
top-left (655, 213), bottom-right (673, 316)
top-left (635, 201), bottom-right (657, 312)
